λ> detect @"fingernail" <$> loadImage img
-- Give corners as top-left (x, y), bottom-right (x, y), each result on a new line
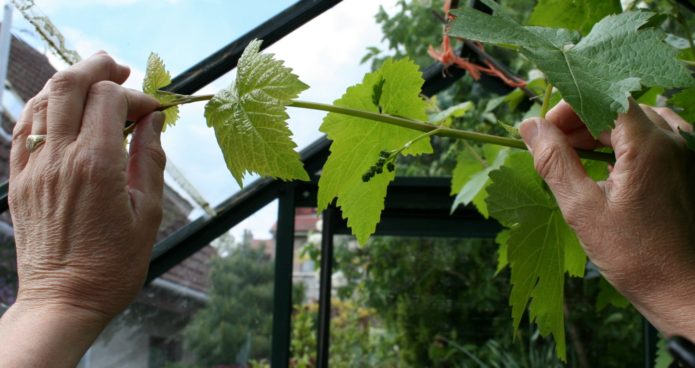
top-left (151, 111), bottom-right (164, 133)
top-left (519, 119), bottom-right (540, 152)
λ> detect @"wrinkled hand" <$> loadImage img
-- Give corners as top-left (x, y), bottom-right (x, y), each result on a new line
top-left (520, 100), bottom-right (695, 339)
top-left (0, 52), bottom-right (165, 366)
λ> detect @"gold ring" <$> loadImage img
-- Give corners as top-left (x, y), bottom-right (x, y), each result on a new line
top-left (26, 134), bottom-right (47, 153)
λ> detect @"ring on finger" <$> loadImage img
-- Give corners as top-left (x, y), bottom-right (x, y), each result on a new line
top-left (26, 134), bottom-right (47, 153)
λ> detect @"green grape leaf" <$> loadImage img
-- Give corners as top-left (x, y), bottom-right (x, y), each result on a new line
top-left (450, 144), bottom-right (509, 217)
top-left (528, 0), bottom-right (622, 35)
top-left (450, 3), bottom-right (695, 137)
top-left (486, 152), bottom-right (586, 360)
top-left (671, 87), bottom-right (695, 123)
top-left (204, 39), bottom-right (310, 187)
top-left (635, 86), bottom-right (664, 106)
top-left (596, 277), bottom-right (629, 311)
top-left (318, 58), bottom-right (432, 244)
top-left (143, 53), bottom-right (179, 129)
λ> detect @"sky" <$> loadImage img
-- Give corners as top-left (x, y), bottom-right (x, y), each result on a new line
top-left (8, 0), bottom-right (398, 240)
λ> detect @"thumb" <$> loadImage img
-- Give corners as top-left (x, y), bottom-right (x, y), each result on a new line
top-left (127, 111), bottom-right (166, 221)
top-left (519, 118), bottom-right (602, 224)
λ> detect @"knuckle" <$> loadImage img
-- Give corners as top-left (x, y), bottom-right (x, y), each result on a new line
top-left (49, 70), bottom-right (81, 93)
top-left (12, 119), bottom-right (31, 142)
top-left (92, 52), bottom-right (117, 69)
top-left (31, 94), bottom-right (49, 115)
top-left (144, 145), bottom-right (167, 172)
top-left (89, 80), bottom-right (120, 97)
top-left (533, 143), bottom-right (563, 181)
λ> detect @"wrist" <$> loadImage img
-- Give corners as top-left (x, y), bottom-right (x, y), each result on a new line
top-left (0, 300), bottom-right (111, 367)
top-left (624, 260), bottom-right (695, 342)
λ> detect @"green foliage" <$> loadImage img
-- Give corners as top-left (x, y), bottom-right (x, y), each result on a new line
top-left (596, 278), bottom-right (630, 311)
top-left (290, 305), bottom-right (316, 368)
top-left (449, 2), bottom-right (694, 136)
top-left (486, 153), bottom-right (586, 359)
top-left (204, 39), bottom-right (309, 187)
top-left (671, 86), bottom-right (695, 123)
top-left (317, 58), bottom-right (432, 244)
top-left (655, 335), bottom-right (675, 368)
top-left (451, 144), bottom-right (510, 217)
top-left (143, 52), bottom-right (179, 129)
top-left (428, 101), bottom-right (474, 127)
top-left (527, 0), bottom-right (622, 35)
top-left (182, 243), bottom-right (274, 365)
top-left (331, 237), bottom-right (517, 366)
top-left (363, 0), bottom-right (446, 69)
top-left (290, 300), bottom-right (395, 367)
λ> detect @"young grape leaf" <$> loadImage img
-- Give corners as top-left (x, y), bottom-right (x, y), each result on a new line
top-left (317, 58), bottom-right (432, 244)
top-left (450, 144), bottom-right (509, 217)
top-left (449, 2), bottom-right (695, 137)
top-left (527, 0), bottom-right (622, 35)
top-left (204, 39), bottom-right (310, 187)
top-left (671, 87), bottom-right (695, 123)
top-left (486, 152), bottom-right (586, 360)
top-left (143, 53), bottom-right (179, 130)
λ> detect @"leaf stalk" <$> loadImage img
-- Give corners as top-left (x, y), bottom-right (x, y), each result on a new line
top-left (149, 94), bottom-right (614, 163)
top-left (540, 81), bottom-right (553, 119)
top-left (288, 100), bottom-right (614, 163)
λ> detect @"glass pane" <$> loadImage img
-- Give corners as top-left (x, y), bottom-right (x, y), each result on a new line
top-left (290, 234), bottom-right (644, 367)
top-left (80, 202), bottom-right (278, 367)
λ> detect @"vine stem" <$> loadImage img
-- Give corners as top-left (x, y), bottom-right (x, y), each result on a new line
top-left (149, 94), bottom-right (614, 163)
top-left (540, 81), bottom-right (553, 119)
top-left (159, 94), bottom-right (215, 110)
top-left (288, 100), bottom-right (614, 163)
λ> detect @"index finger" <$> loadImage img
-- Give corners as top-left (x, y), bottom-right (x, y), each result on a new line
top-left (46, 52), bottom-right (130, 148)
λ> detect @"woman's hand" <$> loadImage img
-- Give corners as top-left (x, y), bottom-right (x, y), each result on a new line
top-left (0, 52), bottom-right (165, 367)
top-left (520, 100), bottom-right (695, 340)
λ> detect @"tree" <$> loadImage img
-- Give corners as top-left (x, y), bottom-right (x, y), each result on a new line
top-left (182, 243), bottom-right (274, 365)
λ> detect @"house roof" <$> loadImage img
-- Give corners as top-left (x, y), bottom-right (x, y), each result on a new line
top-left (2, 27), bottom-right (57, 102)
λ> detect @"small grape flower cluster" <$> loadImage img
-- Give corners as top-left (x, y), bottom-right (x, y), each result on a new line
top-left (362, 150), bottom-right (396, 182)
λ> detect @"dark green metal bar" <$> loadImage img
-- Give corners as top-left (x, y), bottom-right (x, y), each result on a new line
top-left (316, 206), bottom-right (336, 368)
top-left (644, 318), bottom-right (658, 367)
top-left (0, 181), bottom-right (7, 213)
top-left (146, 177), bottom-right (279, 284)
top-left (271, 183), bottom-right (297, 368)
